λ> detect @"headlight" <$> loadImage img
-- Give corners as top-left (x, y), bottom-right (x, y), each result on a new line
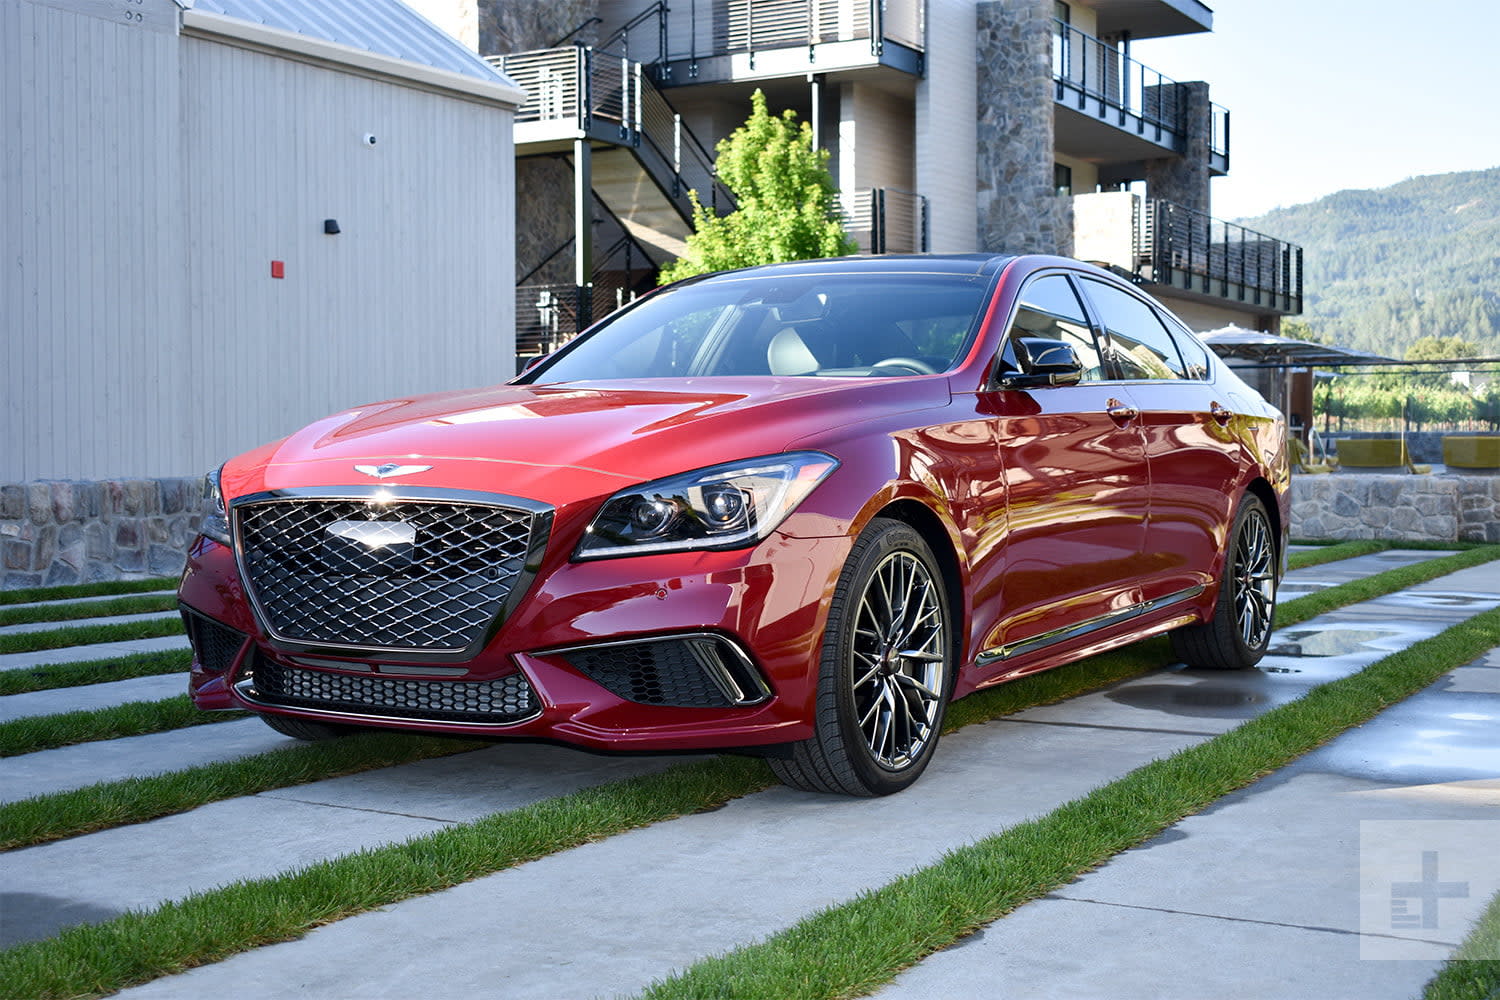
top-left (199, 466), bottom-right (232, 547)
top-left (575, 452), bottom-right (839, 560)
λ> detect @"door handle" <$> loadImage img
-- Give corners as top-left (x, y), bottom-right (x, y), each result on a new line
top-left (1210, 401), bottom-right (1233, 426)
top-left (1106, 399), bottom-right (1138, 425)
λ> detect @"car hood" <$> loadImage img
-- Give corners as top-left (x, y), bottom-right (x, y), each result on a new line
top-left (222, 377), bottom-right (949, 506)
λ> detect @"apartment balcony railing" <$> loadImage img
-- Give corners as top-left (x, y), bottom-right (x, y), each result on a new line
top-left (492, 46), bottom-right (735, 214)
top-left (844, 188), bottom-right (927, 254)
top-left (605, 0), bottom-right (924, 81)
top-left (1052, 19), bottom-right (1229, 170)
top-left (1142, 199), bottom-right (1303, 313)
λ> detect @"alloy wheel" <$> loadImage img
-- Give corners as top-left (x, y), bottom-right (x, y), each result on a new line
top-left (1232, 508), bottom-right (1276, 649)
top-left (849, 550), bottom-right (948, 771)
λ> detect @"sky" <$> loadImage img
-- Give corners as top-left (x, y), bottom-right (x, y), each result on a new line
top-left (1131, 0), bottom-right (1500, 220)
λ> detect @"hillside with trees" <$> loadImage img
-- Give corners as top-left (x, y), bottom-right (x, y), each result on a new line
top-left (1240, 167), bottom-right (1500, 358)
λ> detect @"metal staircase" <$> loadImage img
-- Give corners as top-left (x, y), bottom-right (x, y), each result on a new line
top-left (491, 45), bottom-right (734, 351)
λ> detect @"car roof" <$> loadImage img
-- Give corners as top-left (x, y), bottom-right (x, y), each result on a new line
top-left (679, 254), bottom-right (1019, 284)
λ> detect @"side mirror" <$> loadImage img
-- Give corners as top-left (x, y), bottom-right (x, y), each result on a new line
top-left (998, 337), bottom-right (1084, 389)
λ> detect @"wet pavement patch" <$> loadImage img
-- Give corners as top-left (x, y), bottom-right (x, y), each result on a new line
top-left (1268, 628), bottom-right (1406, 658)
top-left (0, 891), bottom-right (125, 948)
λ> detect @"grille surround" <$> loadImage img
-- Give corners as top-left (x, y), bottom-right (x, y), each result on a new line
top-left (243, 653), bottom-right (538, 726)
top-left (233, 487), bottom-right (552, 662)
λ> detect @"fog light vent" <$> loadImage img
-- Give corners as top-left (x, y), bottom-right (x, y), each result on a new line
top-left (557, 634), bottom-right (770, 708)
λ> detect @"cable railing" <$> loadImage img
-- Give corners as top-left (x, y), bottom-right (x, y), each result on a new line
top-left (1053, 19), bottom-right (1188, 142)
top-left (602, 0), bottom-right (924, 70)
top-left (1144, 199), bottom-right (1302, 311)
top-left (843, 188), bottom-right (927, 254)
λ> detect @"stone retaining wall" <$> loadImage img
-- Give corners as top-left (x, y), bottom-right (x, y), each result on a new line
top-left (1291, 473), bottom-right (1500, 543)
top-left (3, 473), bottom-right (1496, 590)
top-left (1, 479), bottom-right (203, 589)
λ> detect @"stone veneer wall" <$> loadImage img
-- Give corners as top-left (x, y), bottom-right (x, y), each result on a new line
top-left (1143, 80), bottom-right (1211, 216)
top-left (478, 0), bottom-right (598, 54)
top-left (1292, 474), bottom-right (1500, 544)
top-left (975, 0), bottom-right (1070, 256)
top-left (2, 480), bottom-right (203, 589)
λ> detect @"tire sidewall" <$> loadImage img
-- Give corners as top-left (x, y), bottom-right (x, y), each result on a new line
top-left (1221, 495), bottom-right (1275, 663)
top-left (823, 519), bottom-right (954, 795)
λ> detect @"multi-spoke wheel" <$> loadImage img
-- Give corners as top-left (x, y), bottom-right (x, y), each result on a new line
top-left (770, 518), bottom-right (953, 795)
top-left (1171, 494), bottom-right (1278, 670)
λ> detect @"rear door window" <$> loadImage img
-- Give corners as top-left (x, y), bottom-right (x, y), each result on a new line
top-left (1079, 278), bottom-right (1188, 380)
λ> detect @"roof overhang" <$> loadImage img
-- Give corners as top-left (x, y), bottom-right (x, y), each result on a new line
top-left (1199, 327), bottom-right (1393, 367)
top-left (1087, 0), bottom-right (1213, 40)
top-left (180, 9), bottom-right (526, 108)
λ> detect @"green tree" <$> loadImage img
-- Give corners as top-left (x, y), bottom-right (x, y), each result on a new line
top-left (660, 90), bottom-right (855, 283)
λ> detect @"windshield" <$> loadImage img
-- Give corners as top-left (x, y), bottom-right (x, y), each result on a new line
top-left (520, 272), bottom-right (991, 383)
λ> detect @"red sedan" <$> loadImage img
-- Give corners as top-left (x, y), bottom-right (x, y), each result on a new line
top-left (181, 254), bottom-right (1288, 795)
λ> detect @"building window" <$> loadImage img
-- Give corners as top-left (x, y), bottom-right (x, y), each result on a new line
top-left (1055, 1), bottom-right (1070, 24)
top-left (1054, 163), bottom-right (1073, 197)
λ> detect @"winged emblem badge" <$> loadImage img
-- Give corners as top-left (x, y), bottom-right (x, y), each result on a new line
top-left (354, 463), bottom-right (433, 479)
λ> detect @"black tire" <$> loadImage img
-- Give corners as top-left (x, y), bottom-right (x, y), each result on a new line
top-left (770, 518), bottom-right (954, 796)
top-left (260, 713), bottom-right (360, 741)
top-left (1171, 494), bottom-right (1278, 670)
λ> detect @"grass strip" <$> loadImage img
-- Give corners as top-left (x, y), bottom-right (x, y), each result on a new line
top-left (0, 731), bottom-right (489, 851)
top-left (0, 617), bottom-right (185, 655)
top-left (1, 552), bottom-right (1495, 997)
top-left (0, 594), bottom-right (178, 627)
top-left (1286, 538), bottom-right (1388, 570)
top-left (0, 697), bottom-right (245, 757)
top-left (0, 578), bottom-right (177, 606)
top-left (1423, 887), bottom-right (1500, 999)
top-left (0, 650), bottom-right (192, 697)
top-left (1273, 545), bottom-right (1500, 630)
top-left (634, 606), bottom-right (1500, 1000)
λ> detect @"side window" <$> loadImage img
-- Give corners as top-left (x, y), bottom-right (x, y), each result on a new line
top-left (1080, 278), bottom-right (1187, 380)
top-left (1160, 313), bottom-right (1212, 380)
top-left (1000, 274), bottom-right (1105, 381)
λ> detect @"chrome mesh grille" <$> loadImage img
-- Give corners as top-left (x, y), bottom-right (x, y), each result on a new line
top-left (236, 497), bottom-right (536, 653)
top-left (252, 655), bottom-right (536, 724)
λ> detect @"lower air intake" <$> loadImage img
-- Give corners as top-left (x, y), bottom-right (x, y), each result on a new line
top-left (559, 635), bottom-right (770, 708)
top-left (251, 654), bottom-right (537, 724)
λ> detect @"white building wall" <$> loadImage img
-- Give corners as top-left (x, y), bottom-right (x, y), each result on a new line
top-left (179, 34), bottom-right (516, 471)
top-left (837, 83), bottom-right (914, 193)
top-left (4, 0), bottom-right (189, 483)
top-left (915, 0), bottom-right (977, 251)
top-left (3, 0), bottom-right (518, 482)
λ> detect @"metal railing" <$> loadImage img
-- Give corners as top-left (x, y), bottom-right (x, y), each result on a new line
top-left (494, 46), bottom-right (734, 215)
top-left (1143, 199), bottom-right (1302, 311)
top-left (843, 188), bottom-right (927, 254)
top-left (1053, 20), bottom-right (1187, 142)
top-left (515, 233), bottom-right (656, 358)
top-left (602, 0), bottom-right (924, 69)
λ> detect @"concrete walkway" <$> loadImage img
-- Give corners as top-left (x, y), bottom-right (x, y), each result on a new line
top-left (1, 554), bottom-right (1494, 999)
top-left (88, 563), bottom-right (1500, 999)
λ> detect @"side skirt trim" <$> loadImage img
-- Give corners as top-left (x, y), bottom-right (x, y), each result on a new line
top-left (977, 585), bottom-right (1205, 666)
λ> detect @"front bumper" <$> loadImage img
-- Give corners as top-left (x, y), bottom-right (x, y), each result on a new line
top-left (180, 525), bottom-right (851, 752)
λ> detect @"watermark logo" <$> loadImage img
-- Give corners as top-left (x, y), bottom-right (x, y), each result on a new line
top-left (1389, 850), bottom-right (1468, 930)
top-left (1360, 820), bottom-right (1497, 960)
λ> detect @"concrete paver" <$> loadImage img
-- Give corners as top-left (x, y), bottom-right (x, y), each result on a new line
top-left (0, 635), bottom-right (189, 672)
top-left (0, 673), bottom-right (187, 722)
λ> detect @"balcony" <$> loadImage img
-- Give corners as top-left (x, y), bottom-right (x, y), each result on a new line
top-left (1073, 192), bottom-right (1303, 315)
top-left (605, 0), bottom-right (925, 86)
top-left (1053, 20), bottom-right (1229, 177)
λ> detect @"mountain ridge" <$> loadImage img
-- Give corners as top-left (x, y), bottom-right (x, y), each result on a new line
top-left (1237, 166), bottom-right (1500, 357)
